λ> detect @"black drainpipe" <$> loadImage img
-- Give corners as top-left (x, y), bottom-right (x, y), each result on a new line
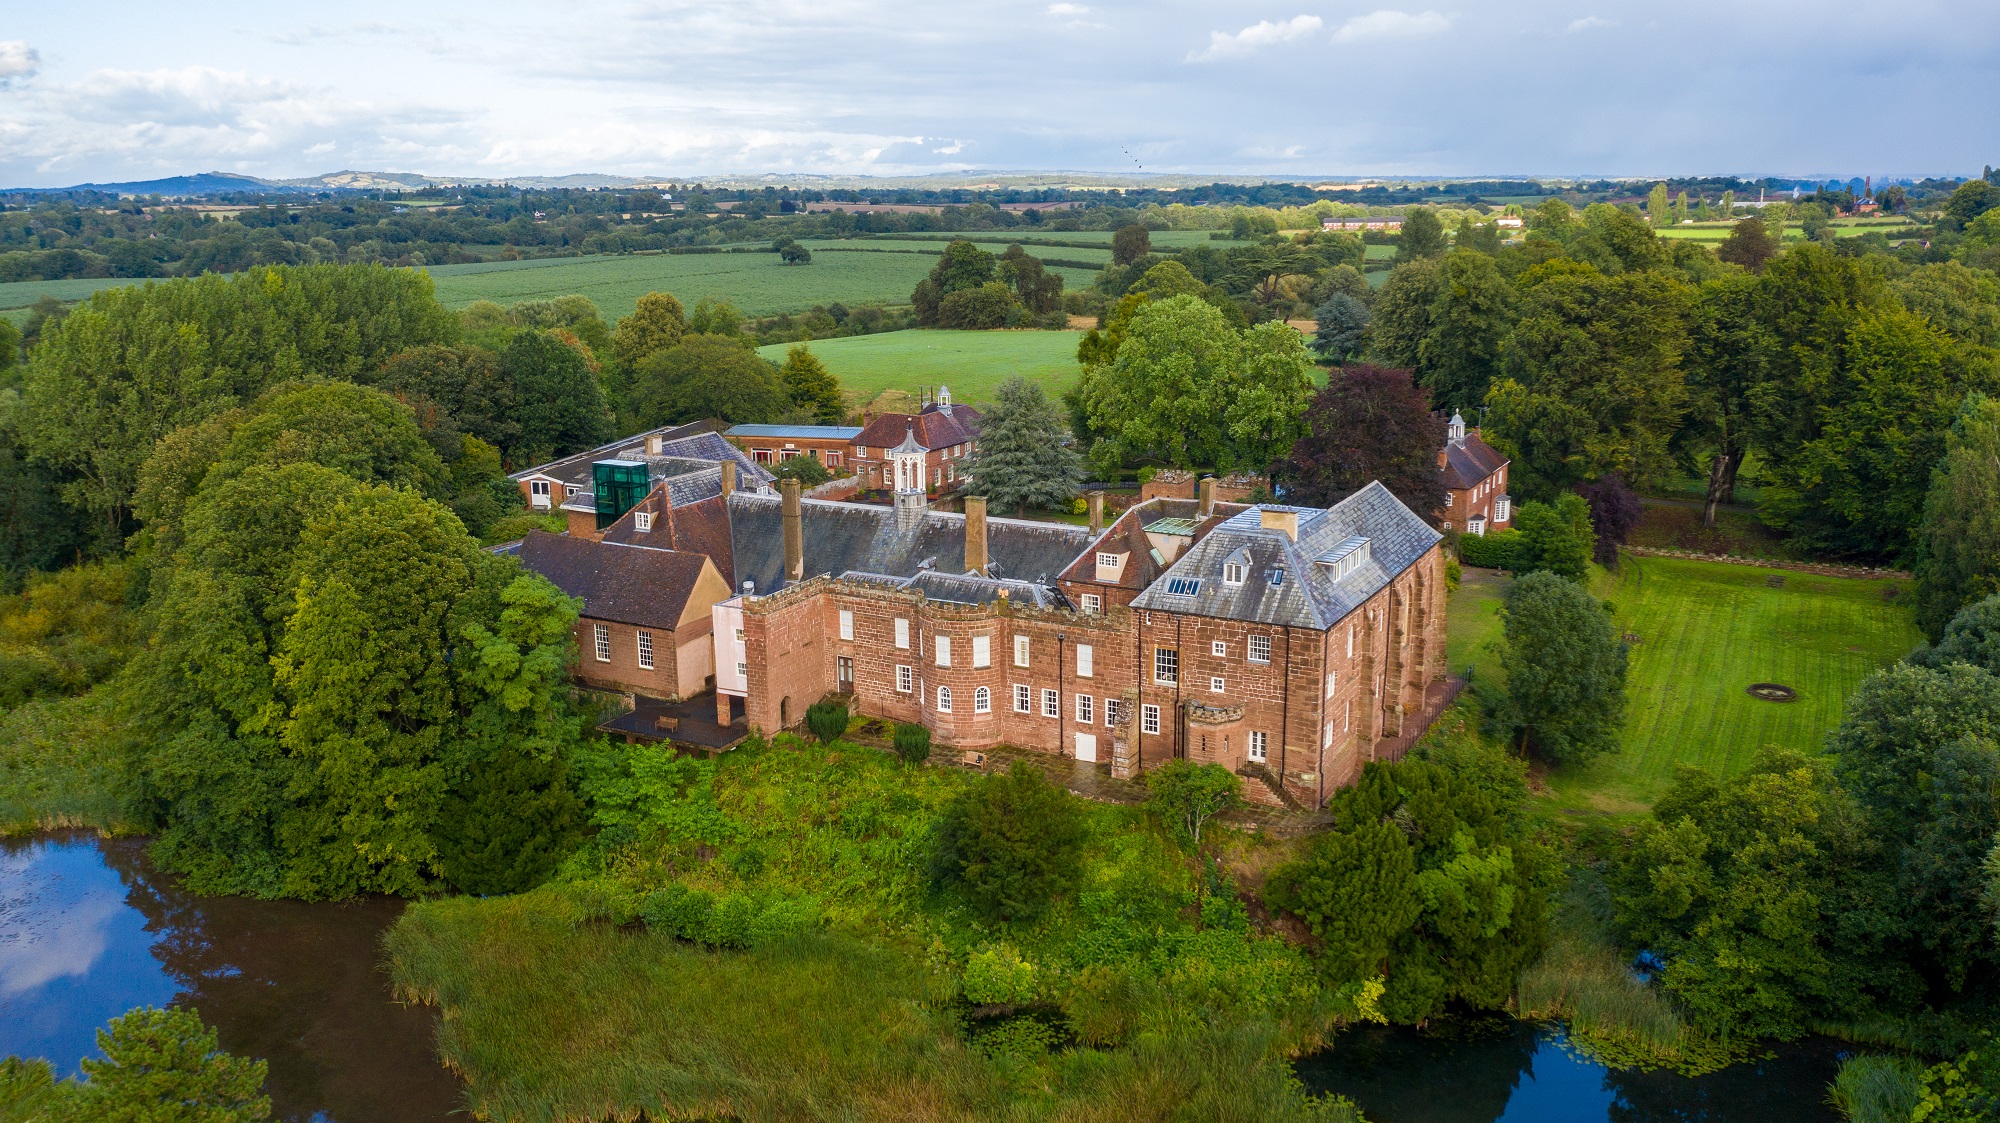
top-left (1279, 625), bottom-right (1291, 791)
top-left (1173, 613), bottom-right (1184, 759)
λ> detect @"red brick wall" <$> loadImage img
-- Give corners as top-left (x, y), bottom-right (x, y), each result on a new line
top-left (572, 616), bottom-right (682, 698)
top-left (1444, 465), bottom-right (1510, 534)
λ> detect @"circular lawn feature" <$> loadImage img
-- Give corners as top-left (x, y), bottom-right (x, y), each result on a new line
top-left (1746, 683), bottom-right (1798, 703)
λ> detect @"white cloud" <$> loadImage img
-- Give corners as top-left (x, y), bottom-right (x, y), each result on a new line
top-left (1188, 15), bottom-right (1323, 61)
top-left (1566, 16), bottom-right (1615, 32)
top-left (1330, 10), bottom-right (1452, 44)
top-left (1046, 3), bottom-right (1089, 14)
top-left (0, 41), bottom-right (38, 87)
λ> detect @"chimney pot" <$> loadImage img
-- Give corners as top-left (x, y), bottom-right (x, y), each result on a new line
top-left (964, 496), bottom-right (989, 576)
top-left (1087, 490), bottom-right (1105, 536)
top-left (781, 479), bottom-right (804, 584)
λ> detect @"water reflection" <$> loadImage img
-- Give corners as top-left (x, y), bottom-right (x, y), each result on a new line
top-left (1296, 1021), bottom-right (1846, 1123)
top-left (0, 834), bottom-right (461, 1123)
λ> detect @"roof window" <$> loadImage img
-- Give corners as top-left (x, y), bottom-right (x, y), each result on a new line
top-left (1163, 577), bottom-right (1201, 597)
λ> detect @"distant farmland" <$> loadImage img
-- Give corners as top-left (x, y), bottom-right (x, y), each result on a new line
top-left (756, 329), bottom-right (1083, 406)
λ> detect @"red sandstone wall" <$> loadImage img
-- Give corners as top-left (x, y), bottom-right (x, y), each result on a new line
top-left (571, 616), bottom-right (682, 699)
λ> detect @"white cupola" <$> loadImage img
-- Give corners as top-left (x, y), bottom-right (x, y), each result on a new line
top-left (890, 423), bottom-right (929, 511)
top-left (1447, 411), bottom-right (1466, 444)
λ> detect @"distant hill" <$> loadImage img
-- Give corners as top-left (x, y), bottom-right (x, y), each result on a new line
top-left (12, 172), bottom-right (313, 197)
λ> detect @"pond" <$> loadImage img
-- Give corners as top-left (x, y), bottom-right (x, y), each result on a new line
top-left (1297, 1020), bottom-right (1848, 1123)
top-left (0, 833), bottom-right (460, 1122)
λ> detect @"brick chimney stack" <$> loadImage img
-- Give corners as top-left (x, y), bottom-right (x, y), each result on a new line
top-left (964, 496), bottom-right (989, 576)
top-left (781, 478), bottom-right (803, 584)
top-left (720, 459), bottom-right (737, 498)
top-left (1197, 476), bottom-right (1218, 517)
top-left (1087, 490), bottom-right (1104, 537)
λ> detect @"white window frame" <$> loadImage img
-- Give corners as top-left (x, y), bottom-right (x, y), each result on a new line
top-left (974, 686), bottom-right (991, 713)
top-left (1223, 561), bottom-right (1246, 585)
top-left (1104, 698), bottom-right (1123, 727)
top-left (937, 685), bottom-right (952, 713)
top-left (1211, 640), bottom-right (1228, 658)
top-left (1076, 644), bottom-right (1093, 677)
top-left (935, 635), bottom-right (951, 667)
top-left (1248, 635), bottom-right (1271, 664)
top-left (1347, 625), bottom-right (1355, 659)
top-left (1248, 731), bottom-right (1268, 763)
top-left (1154, 647), bottom-right (1178, 684)
top-left (634, 511), bottom-right (653, 533)
top-left (896, 665), bottom-right (913, 693)
top-left (839, 609), bottom-right (854, 641)
top-left (1076, 694), bottom-right (1094, 724)
top-left (1081, 593), bottom-right (1102, 613)
top-left (530, 479), bottom-right (552, 508)
top-left (1013, 684), bottom-right (1032, 713)
top-left (636, 629), bottom-right (655, 670)
top-left (593, 623), bottom-right (610, 663)
top-left (736, 660), bottom-right (748, 678)
top-left (1210, 676), bottom-right (1225, 693)
top-left (1096, 552), bottom-right (1120, 568)
top-left (1014, 635), bottom-right (1030, 667)
top-left (972, 635), bottom-right (991, 668)
top-left (1141, 704), bottom-right (1161, 736)
top-left (1326, 671), bottom-right (1338, 696)
top-left (1042, 688), bottom-right (1060, 718)
top-left (894, 618), bottom-right (910, 649)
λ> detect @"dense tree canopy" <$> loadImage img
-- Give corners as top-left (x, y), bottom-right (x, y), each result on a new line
top-left (629, 335), bottom-right (789, 427)
top-left (1271, 365), bottom-right (1444, 518)
top-left (1370, 252), bottom-right (1516, 412)
top-left (1916, 393), bottom-right (2000, 638)
top-left (1494, 569), bottom-right (1627, 766)
top-left (962, 376), bottom-right (1081, 516)
top-left (609, 290), bottom-right (688, 372)
top-left (777, 345), bottom-right (845, 424)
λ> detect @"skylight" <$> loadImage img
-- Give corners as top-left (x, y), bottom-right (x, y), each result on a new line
top-left (1163, 577), bottom-right (1202, 597)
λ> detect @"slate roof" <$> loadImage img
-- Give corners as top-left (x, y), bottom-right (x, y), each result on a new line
top-left (516, 531), bottom-right (714, 629)
top-left (853, 407), bottom-right (981, 452)
top-left (601, 487), bottom-right (738, 584)
top-left (840, 570), bottom-right (1069, 608)
top-left (1128, 483), bottom-right (1442, 629)
top-left (725, 493), bottom-right (1092, 594)
top-left (1057, 498), bottom-right (1250, 592)
top-left (726, 423), bottom-right (863, 441)
top-left (1440, 433), bottom-right (1507, 490)
top-left (509, 424), bottom-right (775, 503)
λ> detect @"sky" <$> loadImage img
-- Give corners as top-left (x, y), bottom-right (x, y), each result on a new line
top-left (2, 1), bottom-right (1997, 187)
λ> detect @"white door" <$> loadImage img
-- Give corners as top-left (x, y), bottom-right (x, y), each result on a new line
top-left (1074, 733), bottom-right (1097, 763)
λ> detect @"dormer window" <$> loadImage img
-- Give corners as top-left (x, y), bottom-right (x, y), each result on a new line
top-left (1222, 561), bottom-right (1247, 586)
top-left (1319, 537), bottom-right (1372, 582)
top-left (1094, 552), bottom-right (1126, 581)
top-left (634, 511), bottom-right (653, 533)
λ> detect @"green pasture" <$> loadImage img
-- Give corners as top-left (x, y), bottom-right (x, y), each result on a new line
top-left (1447, 554), bottom-right (1917, 816)
top-left (0, 276), bottom-right (157, 313)
top-left (757, 328), bottom-right (1083, 406)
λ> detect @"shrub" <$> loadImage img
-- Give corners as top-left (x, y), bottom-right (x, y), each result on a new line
top-left (962, 945), bottom-right (1039, 1005)
top-left (1458, 529), bottom-right (1523, 569)
top-left (770, 455), bottom-right (832, 487)
top-left (930, 762), bottom-right (1088, 924)
top-left (1829, 1054), bottom-right (1924, 1123)
top-left (893, 722), bottom-right (931, 765)
top-left (805, 700), bottom-right (849, 743)
top-left (641, 883), bottom-right (819, 949)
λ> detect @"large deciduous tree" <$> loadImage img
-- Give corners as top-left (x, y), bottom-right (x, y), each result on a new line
top-left (1395, 208), bottom-right (1447, 262)
top-left (1080, 295), bottom-right (1237, 472)
top-left (1495, 570), bottom-right (1627, 766)
top-left (962, 376), bottom-right (1081, 516)
top-left (1482, 263), bottom-right (1690, 498)
top-left (1112, 224), bottom-right (1152, 266)
top-left (1370, 252), bottom-right (1516, 412)
top-left (1272, 365), bottom-right (1445, 519)
top-left (777, 344), bottom-right (845, 424)
top-left (1225, 321), bottom-right (1318, 473)
top-left (501, 330), bottom-right (609, 465)
top-left (912, 240), bottom-right (1000, 326)
top-left (1716, 217), bottom-right (1780, 272)
top-left (629, 335), bottom-right (788, 428)
top-left (609, 290), bottom-right (688, 371)
top-left (1916, 393), bottom-right (2000, 639)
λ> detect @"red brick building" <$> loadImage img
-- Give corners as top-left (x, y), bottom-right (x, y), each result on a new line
top-left (850, 388), bottom-right (982, 492)
top-left (516, 531), bottom-right (733, 700)
top-left (725, 423), bottom-right (864, 471)
top-left (1439, 412), bottom-right (1512, 536)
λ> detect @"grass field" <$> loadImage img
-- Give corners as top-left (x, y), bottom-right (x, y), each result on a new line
top-left (1447, 554), bottom-right (1918, 816)
top-left (757, 328), bottom-right (1083, 406)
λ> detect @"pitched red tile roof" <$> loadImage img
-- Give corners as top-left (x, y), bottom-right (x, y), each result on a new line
top-left (1440, 432), bottom-right (1508, 490)
top-left (853, 408), bottom-right (979, 452)
top-left (517, 531), bottom-right (711, 630)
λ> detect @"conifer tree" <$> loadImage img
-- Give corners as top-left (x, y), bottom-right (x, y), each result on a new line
top-left (963, 376), bottom-right (1081, 516)
top-left (778, 345), bottom-right (845, 424)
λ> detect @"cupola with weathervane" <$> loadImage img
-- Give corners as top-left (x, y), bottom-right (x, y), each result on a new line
top-left (890, 423), bottom-right (929, 512)
top-left (1447, 411), bottom-right (1466, 444)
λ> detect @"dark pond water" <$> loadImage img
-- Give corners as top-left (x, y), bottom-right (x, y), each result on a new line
top-left (0, 833), bottom-right (461, 1122)
top-left (1297, 1020), bottom-right (1848, 1123)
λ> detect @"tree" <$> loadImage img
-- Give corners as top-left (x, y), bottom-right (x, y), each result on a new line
top-left (505, 296), bottom-right (611, 358)
top-left (779, 242), bottom-right (812, 265)
top-left (1395, 208), bottom-right (1447, 262)
top-left (1369, 253), bottom-right (1515, 412)
top-left (1915, 595), bottom-right (2000, 676)
top-left (1312, 292), bottom-right (1372, 362)
top-left (629, 335), bottom-right (788, 427)
top-left (777, 345), bottom-right (845, 423)
top-left (1681, 273), bottom-right (1771, 519)
top-left (912, 240), bottom-right (997, 326)
top-left (1916, 393), bottom-right (2000, 639)
top-left (1112, 224), bottom-right (1152, 266)
top-left (1079, 294), bottom-right (1237, 472)
top-left (929, 762), bottom-right (1088, 924)
top-left (19, 265), bottom-right (455, 536)
top-left (767, 455), bottom-right (830, 486)
top-left (1225, 321), bottom-right (1317, 471)
top-left (1482, 264), bottom-right (1689, 497)
top-left (997, 245), bottom-right (1064, 314)
top-left (609, 291), bottom-right (687, 371)
top-left (1272, 365), bottom-right (1445, 518)
top-left (936, 282), bottom-right (1019, 329)
top-left (1265, 756), bottom-right (1551, 1021)
top-left (805, 700), bottom-right (848, 743)
top-left (1510, 493), bottom-right (1594, 581)
top-left (207, 381), bottom-right (449, 499)
top-left (1496, 570), bottom-right (1627, 766)
top-left (374, 344), bottom-right (519, 457)
top-left (1142, 760), bottom-right (1240, 850)
top-left (1646, 183), bottom-right (1670, 225)
top-left (502, 330), bottom-right (608, 465)
top-left (1716, 217), bottom-right (1780, 272)
top-left (1940, 180), bottom-right (2000, 233)
top-left (962, 376), bottom-right (1081, 516)
top-left (77, 1006), bottom-right (270, 1123)
top-left (1578, 474), bottom-right (1642, 567)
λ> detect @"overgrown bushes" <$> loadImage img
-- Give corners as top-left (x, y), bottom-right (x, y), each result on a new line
top-left (1457, 529), bottom-right (1523, 569)
top-left (806, 700), bottom-right (849, 743)
top-left (640, 883), bottom-right (820, 949)
top-left (893, 721), bottom-right (932, 765)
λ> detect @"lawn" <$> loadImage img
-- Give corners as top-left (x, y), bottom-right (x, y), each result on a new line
top-left (758, 328), bottom-right (1084, 406)
top-left (1446, 554), bottom-right (1918, 816)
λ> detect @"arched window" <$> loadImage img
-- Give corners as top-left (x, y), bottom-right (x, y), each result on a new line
top-left (974, 686), bottom-right (991, 713)
top-left (937, 685), bottom-right (952, 712)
